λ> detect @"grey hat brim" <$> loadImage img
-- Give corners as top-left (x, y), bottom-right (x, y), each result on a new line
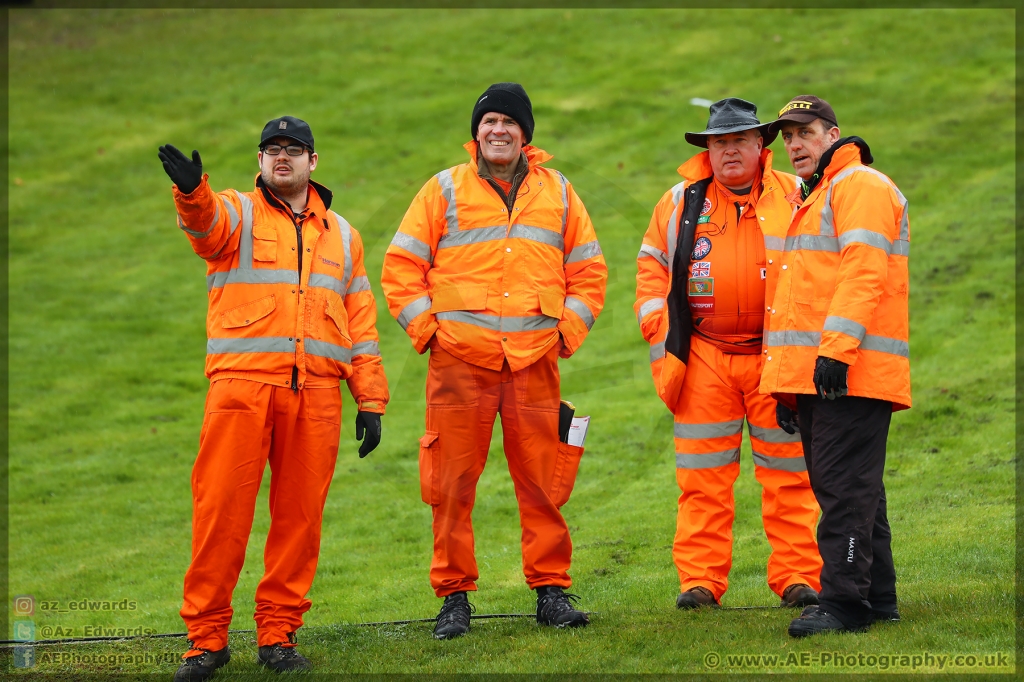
top-left (685, 122), bottom-right (778, 148)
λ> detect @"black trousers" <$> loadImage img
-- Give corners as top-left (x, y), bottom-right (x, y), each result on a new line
top-left (796, 394), bottom-right (897, 628)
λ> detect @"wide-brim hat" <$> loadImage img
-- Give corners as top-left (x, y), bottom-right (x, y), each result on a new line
top-left (685, 97), bottom-right (777, 148)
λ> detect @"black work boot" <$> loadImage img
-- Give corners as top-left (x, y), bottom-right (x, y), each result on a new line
top-left (536, 586), bottom-right (589, 628)
top-left (676, 586), bottom-right (720, 609)
top-left (257, 633), bottom-right (311, 673)
top-left (433, 591), bottom-right (474, 640)
top-left (781, 583), bottom-right (820, 608)
top-left (788, 607), bottom-right (869, 637)
top-left (173, 643), bottom-right (229, 682)
top-left (869, 607), bottom-right (900, 624)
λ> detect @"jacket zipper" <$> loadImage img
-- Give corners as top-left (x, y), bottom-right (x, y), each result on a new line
top-left (292, 213), bottom-right (303, 393)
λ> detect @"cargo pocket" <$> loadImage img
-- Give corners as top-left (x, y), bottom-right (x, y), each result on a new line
top-left (549, 442), bottom-right (584, 508)
top-left (324, 299), bottom-right (352, 344)
top-left (538, 286), bottom-right (565, 319)
top-left (418, 431), bottom-right (440, 506)
top-left (221, 294), bottom-right (276, 329)
top-left (430, 286), bottom-right (487, 313)
top-left (252, 225), bottom-right (278, 262)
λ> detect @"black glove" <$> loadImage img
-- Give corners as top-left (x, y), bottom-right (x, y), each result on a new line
top-left (813, 356), bottom-right (849, 400)
top-left (355, 411), bottom-right (382, 458)
top-left (158, 144), bottom-right (203, 194)
top-left (776, 403), bottom-right (800, 434)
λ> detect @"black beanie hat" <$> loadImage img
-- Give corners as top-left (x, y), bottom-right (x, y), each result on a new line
top-left (470, 82), bottom-right (535, 144)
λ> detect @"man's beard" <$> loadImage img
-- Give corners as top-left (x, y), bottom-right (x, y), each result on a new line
top-left (261, 166), bottom-right (310, 197)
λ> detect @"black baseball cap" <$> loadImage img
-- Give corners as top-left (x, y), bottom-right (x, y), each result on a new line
top-left (768, 95), bottom-right (839, 136)
top-left (260, 116), bottom-right (314, 151)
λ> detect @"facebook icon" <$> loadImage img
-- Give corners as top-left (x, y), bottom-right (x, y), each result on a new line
top-left (13, 645), bottom-right (35, 668)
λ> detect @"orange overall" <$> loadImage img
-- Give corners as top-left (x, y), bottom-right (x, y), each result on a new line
top-left (172, 175), bottom-right (388, 653)
top-left (636, 150), bottom-right (821, 600)
top-left (382, 142), bottom-right (607, 596)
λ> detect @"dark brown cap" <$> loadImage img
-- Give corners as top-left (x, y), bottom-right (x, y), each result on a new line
top-left (769, 95), bottom-right (838, 135)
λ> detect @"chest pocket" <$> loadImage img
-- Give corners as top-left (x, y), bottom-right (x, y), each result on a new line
top-left (252, 225), bottom-right (278, 262)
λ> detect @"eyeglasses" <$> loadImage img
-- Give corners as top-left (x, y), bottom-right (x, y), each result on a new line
top-left (261, 144), bottom-right (308, 157)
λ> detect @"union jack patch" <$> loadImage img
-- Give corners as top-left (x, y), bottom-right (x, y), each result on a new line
top-left (691, 261), bottom-right (711, 277)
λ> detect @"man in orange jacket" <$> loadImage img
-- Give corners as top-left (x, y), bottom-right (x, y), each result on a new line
top-left (635, 98), bottom-right (822, 610)
top-left (158, 116), bottom-right (389, 680)
top-left (381, 83), bottom-right (607, 638)
top-left (761, 96), bottom-right (911, 637)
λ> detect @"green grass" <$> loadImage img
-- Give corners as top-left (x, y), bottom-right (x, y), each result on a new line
top-left (6, 7), bottom-right (1015, 677)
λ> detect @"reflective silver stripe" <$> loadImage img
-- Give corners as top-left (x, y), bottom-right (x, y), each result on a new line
top-left (752, 451), bottom-right (807, 472)
top-left (346, 276), bottom-right (371, 295)
top-left (784, 234), bottom-right (838, 252)
top-left (892, 239), bottom-right (910, 257)
top-left (233, 191), bottom-right (254, 268)
top-left (435, 311), bottom-right (558, 332)
top-left (557, 171), bottom-right (569, 235)
top-left (676, 449), bottom-right (741, 469)
top-left (223, 199), bottom-right (239, 238)
top-left (333, 211), bottom-right (353, 293)
top-left (839, 228), bottom-right (892, 254)
top-left (308, 273), bottom-right (345, 295)
top-left (179, 200), bottom-right (219, 239)
top-left (666, 182), bottom-right (686, 279)
top-left (304, 338), bottom-right (352, 363)
top-left (207, 268), bottom-right (299, 291)
top-left (511, 224), bottom-right (564, 250)
top-left (674, 419), bottom-right (744, 439)
top-left (763, 235), bottom-right (785, 251)
top-left (566, 240), bottom-right (602, 264)
top-left (391, 231), bottom-right (433, 262)
top-left (351, 340), bottom-right (380, 357)
top-left (649, 341), bottom-right (665, 363)
top-left (823, 315), bottom-right (866, 342)
top-left (438, 225), bottom-right (505, 249)
top-left (637, 297), bottom-right (664, 324)
top-left (207, 336), bottom-right (295, 355)
top-left (821, 165), bottom-right (909, 242)
top-left (564, 296), bottom-right (595, 330)
top-left (437, 169), bottom-right (459, 232)
top-left (860, 334), bottom-right (909, 358)
top-left (748, 424), bottom-right (802, 444)
top-left (766, 330), bottom-right (821, 347)
top-left (637, 244), bottom-right (669, 267)
top-left (397, 295), bottom-right (432, 330)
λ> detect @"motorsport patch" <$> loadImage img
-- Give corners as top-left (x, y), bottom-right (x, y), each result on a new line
top-left (689, 297), bottom-right (715, 312)
top-left (760, 267), bottom-right (767, 280)
top-left (701, 198), bottom-right (713, 215)
top-left (697, 215), bottom-right (711, 224)
top-left (691, 236), bottom-right (712, 259)
top-left (691, 261), bottom-right (711, 277)
top-left (688, 276), bottom-right (714, 296)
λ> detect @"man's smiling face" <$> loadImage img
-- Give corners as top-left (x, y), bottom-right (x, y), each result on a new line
top-left (476, 112), bottom-right (524, 167)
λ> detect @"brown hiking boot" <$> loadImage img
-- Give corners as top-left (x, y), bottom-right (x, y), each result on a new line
top-left (781, 583), bottom-right (820, 608)
top-left (676, 586), bottom-right (720, 609)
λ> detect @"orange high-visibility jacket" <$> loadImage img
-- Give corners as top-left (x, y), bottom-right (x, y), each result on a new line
top-left (172, 174), bottom-right (388, 412)
top-left (381, 142), bottom-right (607, 372)
top-left (635, 149), bottom-right (797, 412)
top-left (760, 140), bottom-right (911, 410)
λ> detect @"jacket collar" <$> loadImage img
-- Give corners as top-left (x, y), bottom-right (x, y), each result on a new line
top-left (254, 174), bottom-right (334, 216)
top-left (801, 137), bottom-right (872, 198)
top-left (463, 140), bottom-right (553, 172)
top-left (677, 147), bottom-right (777, 187)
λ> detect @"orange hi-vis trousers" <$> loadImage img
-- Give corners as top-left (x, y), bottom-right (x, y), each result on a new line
top-left (673, 335), bottom-right (822, 600)
top-left (180, 378), bottom-right (342, 654)
top-left (419, 341), bottom-right (576, 597)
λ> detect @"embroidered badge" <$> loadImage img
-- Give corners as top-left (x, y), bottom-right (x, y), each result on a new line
top-left (701, 198), bottom-right (712, 215)
top-left (688, 276), bottom-right (714, 296)
top-left (691, 236), bottom-right (712, 259)
top-left (691, 261), bottom-right (711, 278)
top-left (279, 120), bottom-right (288, 130)
top-left (697, 215), bottom-right (710, 224)
top-left (689, 298), bottom-right (715, 312)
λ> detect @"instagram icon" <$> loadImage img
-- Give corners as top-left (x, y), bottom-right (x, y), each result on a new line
top-left (13, 595), bottom-right (35, 616)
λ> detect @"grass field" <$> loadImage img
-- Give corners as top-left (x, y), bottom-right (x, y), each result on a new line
top-left (5, 7), bottom-right (1016, 678)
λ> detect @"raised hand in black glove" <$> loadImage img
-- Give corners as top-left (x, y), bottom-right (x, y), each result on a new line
top-left (157, 144), bottom-right (203, 194)
top-left (776, 403), bottom-right (800, 434)
top-left (813, 356), bottom-right (848, 400)
top-left (355, 411), bottom-right (382, 458)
